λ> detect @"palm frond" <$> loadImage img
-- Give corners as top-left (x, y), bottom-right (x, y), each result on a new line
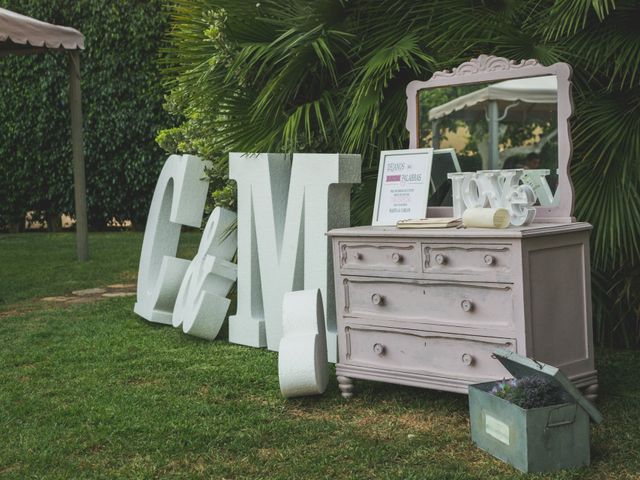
top-left (543, 0), bottom-right (616, 39)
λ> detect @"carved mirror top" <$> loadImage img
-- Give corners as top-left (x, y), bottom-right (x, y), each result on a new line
top-left (406, 55), bottom-right (575, 223)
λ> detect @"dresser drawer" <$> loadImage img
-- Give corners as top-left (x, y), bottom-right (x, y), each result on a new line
top-left (342, 324), bottom-right (515, 380)
top-left (339, 241), bottom-right (421, 274)
top-left (343, 277), bottom-right (514, 330)
top-left (422, 243), bottom-right (512, 281)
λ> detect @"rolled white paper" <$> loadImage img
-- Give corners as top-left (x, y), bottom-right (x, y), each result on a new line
top-left (462, 208), bottom-right (510, 229)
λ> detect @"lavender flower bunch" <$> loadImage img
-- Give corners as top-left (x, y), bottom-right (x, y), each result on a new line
top-left (490, 378), bottom-right (519, 400)
top-left (489, 376), bottom-right (568, 409)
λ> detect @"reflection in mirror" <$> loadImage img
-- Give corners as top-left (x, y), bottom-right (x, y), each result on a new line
top-left (428, 148), bottom-right (460, 207)
top-left (419, 75), bottom-right (558, 207)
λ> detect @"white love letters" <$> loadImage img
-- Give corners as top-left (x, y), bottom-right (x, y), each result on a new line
top-left (521, 169), bottom-right (555, 206)
top-left (229, 153), bottom-right (361, 362)
top-left (448, 169), bottom-right (537, 226)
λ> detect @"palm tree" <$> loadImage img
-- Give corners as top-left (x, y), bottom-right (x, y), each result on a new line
top-left (161, 0), bottom-right (640, 347)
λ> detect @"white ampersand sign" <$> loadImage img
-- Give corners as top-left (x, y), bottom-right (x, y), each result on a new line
top-left (172, 207), bottom-right (237, 340)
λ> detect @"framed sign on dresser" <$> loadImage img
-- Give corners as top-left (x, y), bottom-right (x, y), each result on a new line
top-left (328, 55), bottom-right (598, 401)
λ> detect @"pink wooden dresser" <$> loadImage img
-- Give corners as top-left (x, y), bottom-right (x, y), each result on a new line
top-left (328, 223), bottom-right (598, 401)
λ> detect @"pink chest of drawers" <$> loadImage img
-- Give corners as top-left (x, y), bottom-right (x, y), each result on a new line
top-left (328, 223), bottom-right (598, 401)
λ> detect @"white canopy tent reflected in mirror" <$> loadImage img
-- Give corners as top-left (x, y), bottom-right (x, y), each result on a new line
top-left (429, 76), bottom-right (557, 169)
top-left (425, 76), bottom-right (558, 171)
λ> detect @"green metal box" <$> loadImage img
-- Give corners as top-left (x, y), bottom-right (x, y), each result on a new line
top-left (469, 349), bottom-right (602, 473)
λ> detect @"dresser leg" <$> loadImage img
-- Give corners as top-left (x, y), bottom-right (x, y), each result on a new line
top-left (583, 382), bottom-right (598, 403)
top-left (337, 376), bottom-right (355, 399)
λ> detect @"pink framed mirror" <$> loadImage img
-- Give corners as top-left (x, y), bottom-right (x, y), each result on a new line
top-left (405, 55), bottom-right (575, 223)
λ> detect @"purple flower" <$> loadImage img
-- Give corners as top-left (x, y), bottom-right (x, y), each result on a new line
top-left (490, 378), bottom-right (518, 399)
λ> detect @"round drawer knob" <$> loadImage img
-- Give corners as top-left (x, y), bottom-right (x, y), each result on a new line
top-left (461, 299), bottom-right (473, 312)
top-left (435, 254), bottom-right (447, 265)
top-left (371, 293), bottom-right (384, 305)
top-left (373, 343), bottom-right (386, 356)
top-left (391, 252), bottom-right (402, 263)
top-left (353, 252), bottom-right (362, 261)
top-left (461, 353), bottom-right (474, 366)
top-left (484, 254), bottom-right (495, 265)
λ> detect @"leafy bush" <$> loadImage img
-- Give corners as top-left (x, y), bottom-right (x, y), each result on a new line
top-left (0, 0), bottom-right (172, 230)
top-left (161, 0), bottom-right (640, 347)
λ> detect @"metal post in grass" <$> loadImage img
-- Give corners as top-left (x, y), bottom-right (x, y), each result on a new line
top-left (68, 50), bottom-right (89, 262)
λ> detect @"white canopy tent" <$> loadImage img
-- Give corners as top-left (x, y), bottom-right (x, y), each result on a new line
top-left (0, 8), bottom-right (84, 51)
top-left (428, 76), bottom-right (558, 121)
top-left (428, 76), bottom-right (557, 169)
top-left (0, 8), bottom-right (88, 261)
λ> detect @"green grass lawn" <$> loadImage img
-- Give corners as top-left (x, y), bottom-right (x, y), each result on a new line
top-left (1, 232), bottom-right (639, 479)
top-left (0, 231), bottom-right (200, 309)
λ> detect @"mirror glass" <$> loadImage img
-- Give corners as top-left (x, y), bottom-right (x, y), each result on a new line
top-left (419, 75), bottom-right (558, 207)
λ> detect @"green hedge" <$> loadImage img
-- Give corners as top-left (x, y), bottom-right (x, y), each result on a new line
top-left (0, 0), bottom-right (172, 230)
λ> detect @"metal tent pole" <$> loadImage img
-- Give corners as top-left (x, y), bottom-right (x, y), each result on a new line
top-left (487, 100), bottom-right (499, 170)
top-left (431, 120), bottom-right (440, 149)
top-left (68, 50), bottom-right (89, 261)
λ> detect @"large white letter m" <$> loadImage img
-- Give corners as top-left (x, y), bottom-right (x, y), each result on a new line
top-left (229, 153), bottom-right (361, 363)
